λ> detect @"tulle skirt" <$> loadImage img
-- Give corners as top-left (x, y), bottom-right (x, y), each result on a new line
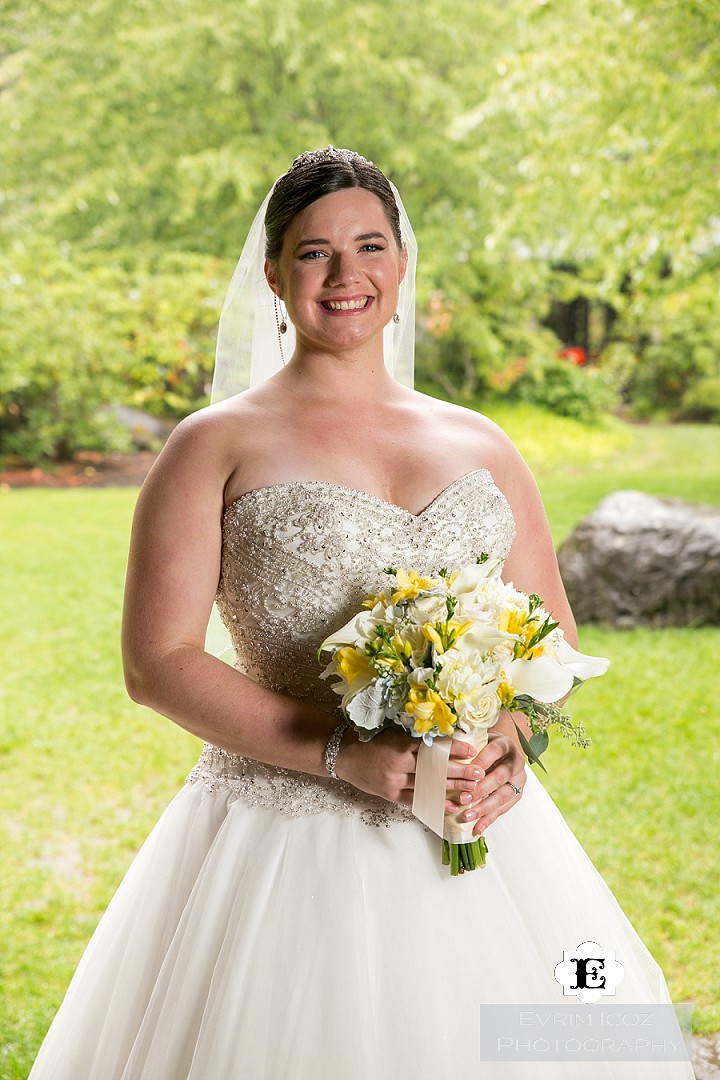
top-left (29, 767), bottom-right (694, 1079)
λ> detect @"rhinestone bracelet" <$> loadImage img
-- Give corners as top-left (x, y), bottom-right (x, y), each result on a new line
top-left (324, 719), bottom-right (350, 780)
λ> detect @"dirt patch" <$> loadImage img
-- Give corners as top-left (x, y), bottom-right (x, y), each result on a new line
top-left (0, 451), bottom-right (158, 490)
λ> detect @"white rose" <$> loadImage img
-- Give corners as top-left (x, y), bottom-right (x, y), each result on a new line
top-left (456, 693), bottom-right (501, 732)
top-left (411, 593), bottom-right (448, 623)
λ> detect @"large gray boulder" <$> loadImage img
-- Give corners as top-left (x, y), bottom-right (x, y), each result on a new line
top-left (557, 490), bottom-right (720, 627)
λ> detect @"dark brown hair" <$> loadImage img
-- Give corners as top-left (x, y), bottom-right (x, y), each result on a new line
top-left (264, 147), bottom-right (403, 263)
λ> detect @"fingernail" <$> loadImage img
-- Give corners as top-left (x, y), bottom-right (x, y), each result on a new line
top-left (460, 792), bottom-right (472, 804)
top-left (472, 768), bottom-right (483, 779)
top-left (464, 810), bottom-right (478, 822)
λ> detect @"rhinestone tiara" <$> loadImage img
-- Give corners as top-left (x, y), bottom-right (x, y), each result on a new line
top-left (290, 146), bottom-right (372, 171)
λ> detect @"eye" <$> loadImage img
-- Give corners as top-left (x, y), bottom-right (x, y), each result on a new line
top-left (299, 249), bottom-right (327, 261)
top-left (361, 243), bottom-right (385, 253)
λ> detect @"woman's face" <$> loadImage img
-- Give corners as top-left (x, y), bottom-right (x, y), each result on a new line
top-left (265, 187), bottom-right (407, 356)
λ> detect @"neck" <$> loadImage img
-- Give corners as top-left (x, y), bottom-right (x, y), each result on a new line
top-left (275, 341), bottom-right (401, 403)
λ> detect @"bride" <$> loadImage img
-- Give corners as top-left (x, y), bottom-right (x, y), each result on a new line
top-left (29, 148), bottom-right (694, 1078)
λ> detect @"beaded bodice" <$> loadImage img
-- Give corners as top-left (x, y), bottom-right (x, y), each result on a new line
top-left (186, 470), bottom-right (516, 825)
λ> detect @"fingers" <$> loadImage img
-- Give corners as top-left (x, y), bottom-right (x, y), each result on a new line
top-left (445, 758), bottom-right (485, 799)
top-left (471, 774), bottom-right (525, 833)
top-left (475, 733), bottom-right (521, 772)
top-left (449, 739), bottom-right (477, 760)
top-left (444, 761), bottom-right (527, 827)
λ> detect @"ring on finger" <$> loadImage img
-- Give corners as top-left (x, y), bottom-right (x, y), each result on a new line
top-left (508, 782), bottom-right (522, 797)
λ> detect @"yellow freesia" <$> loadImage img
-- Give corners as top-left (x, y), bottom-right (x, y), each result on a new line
top-left (389, 634), bottom-right (414, 667)
top-left (337, 646), bottom-right (373, 686)
top-left (499, 608), bottom-right (527, 636)
top-left (363, 591), bottom-right (389, 610)
top-left (422, 623), bottom-right (444, 650)
top-left (421, 618), bottom-right (474, 654)
top-left (498, 680), bottom-right (515, 708)
top-left (405, 685), bottom-right (456, 736)
top-left (524, 644), bottom-right (544, 660)
top-left (390, 569), bottom-right (440, 605)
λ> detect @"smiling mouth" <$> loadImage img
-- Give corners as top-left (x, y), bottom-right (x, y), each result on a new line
top-left (321, 298), bottom-right (370, 311)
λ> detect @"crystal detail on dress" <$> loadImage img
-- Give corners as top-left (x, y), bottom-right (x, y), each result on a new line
top-left (185, 470), bottom-right (516, 825)
top-left (186, 744), bottom-right (415, 827)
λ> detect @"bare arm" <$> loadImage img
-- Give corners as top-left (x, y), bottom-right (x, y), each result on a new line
top-left (122, 412), bottom-right (341, 775)
top-left (496, 437), bottom-right (577, 650)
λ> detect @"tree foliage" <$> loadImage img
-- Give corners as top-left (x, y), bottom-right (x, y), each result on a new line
top-left (1, 0), bottom-right (719, 458)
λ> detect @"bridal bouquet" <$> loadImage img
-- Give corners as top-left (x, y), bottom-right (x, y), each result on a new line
top-left (319, 557), bottom-right (608, 875)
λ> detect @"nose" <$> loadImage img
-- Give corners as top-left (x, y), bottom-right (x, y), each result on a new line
top-left (326, 249), bottom-right (359, 287)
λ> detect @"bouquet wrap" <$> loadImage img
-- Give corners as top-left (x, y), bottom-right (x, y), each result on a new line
top-left (413, 729), bottom-right (489, 844)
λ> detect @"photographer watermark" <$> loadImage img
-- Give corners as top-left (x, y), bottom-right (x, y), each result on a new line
top-left (480, 942), bottom-right (692, 1062)
top-left (479, 1003), bottom-right (693, 1062)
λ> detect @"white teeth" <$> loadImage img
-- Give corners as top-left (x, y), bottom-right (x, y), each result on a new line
top-left (325, 298), bottom-right (368, 310)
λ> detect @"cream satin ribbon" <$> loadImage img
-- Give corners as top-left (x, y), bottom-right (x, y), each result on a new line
top-left (412, 730), bottom-right (489, 842)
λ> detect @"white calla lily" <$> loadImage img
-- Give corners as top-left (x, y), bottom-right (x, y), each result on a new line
top-left (505, 655), bottom-right (574, 702)
top-left (555, 638), bottom-right (611, 681)
top-left (453, 622), bottom-right (517, 656)
top-left (450, 559), bottom-right (503, 604)
top-left (319, 610), bottom-right (380, 652)
top-left (506, 640), bottom-right (610, 703)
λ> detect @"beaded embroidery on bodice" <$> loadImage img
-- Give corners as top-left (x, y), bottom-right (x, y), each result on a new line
top-left (186, 470), bottom-right (516, 825)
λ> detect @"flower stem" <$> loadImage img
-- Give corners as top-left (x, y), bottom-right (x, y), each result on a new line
top-left (445, 837), bottom-right (489, 875)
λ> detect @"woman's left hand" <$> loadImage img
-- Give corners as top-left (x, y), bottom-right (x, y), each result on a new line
top-left (444, 730), bottom-right (526, 835)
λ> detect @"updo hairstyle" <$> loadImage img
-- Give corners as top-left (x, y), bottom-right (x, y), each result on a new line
top-left (264, 147), bottom-right (403, 264)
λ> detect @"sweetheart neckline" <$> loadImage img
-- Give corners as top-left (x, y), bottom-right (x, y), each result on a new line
top-left (223, 468), bottom-right (494, 521)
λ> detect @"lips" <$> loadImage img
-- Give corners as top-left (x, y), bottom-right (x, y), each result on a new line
top-left (321, 297), bottom-right (370, 311)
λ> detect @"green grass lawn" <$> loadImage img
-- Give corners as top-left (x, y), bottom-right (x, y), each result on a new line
top-left (1, 410), bottom-right (719, 1077)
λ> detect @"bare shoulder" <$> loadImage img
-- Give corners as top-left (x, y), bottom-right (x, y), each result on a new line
top-left (139, 393), bottom-right (267, 511)
top-left (407, 391), bottom-right (527, 484)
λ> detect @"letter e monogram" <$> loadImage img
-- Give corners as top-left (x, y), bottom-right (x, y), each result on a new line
top-left (570, 958), bottom-right (606, 990)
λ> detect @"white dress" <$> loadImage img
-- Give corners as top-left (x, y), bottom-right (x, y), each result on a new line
top-left (29, 471), bottom-right (694, 1079)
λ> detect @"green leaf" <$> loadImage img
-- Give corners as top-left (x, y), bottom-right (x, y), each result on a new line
top-left (514, 721), bottom-right (548, 772)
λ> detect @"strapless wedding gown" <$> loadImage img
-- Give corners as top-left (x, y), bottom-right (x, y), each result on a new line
top-left (29, 471), bottom-right (694, 1079)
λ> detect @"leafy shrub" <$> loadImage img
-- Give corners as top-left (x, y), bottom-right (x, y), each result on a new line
top-left (616, 271), bottom-right (720, 417)
top-left (0, 247), bottom-right (133, 461)
top-left (115, 251), bottom-right (226, 419)
top-left (0, 243), bottom-right (229, 462)
top-left (415, 243), bottom-right (562, 402)
top-left (595, 342), bottom-right (638, 406)
top-left (506, 355), bottom-right (619, 423)
top-left (678, 376), bottom-right (720, 423)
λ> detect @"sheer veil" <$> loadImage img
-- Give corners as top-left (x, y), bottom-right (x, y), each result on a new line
top-left (211, 181), bottom-right (417, 401)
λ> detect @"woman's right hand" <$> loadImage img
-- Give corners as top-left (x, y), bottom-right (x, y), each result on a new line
top-left (335, 730), bottom-right (481, 807)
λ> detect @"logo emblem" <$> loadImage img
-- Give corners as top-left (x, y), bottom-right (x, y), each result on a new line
top-left (554, 940), bottom-right (624, 1003)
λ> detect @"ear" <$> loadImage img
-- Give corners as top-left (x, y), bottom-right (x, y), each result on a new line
top-left (264, 259), bottom-right (284, 299)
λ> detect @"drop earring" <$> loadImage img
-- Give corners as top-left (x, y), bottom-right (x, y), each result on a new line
top-left (273, 295), bottom-right (287, 364)
top-left (393, 312), bottom-right (400, 324)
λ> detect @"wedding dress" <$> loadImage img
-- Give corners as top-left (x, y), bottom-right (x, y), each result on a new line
top-left (29, 470), bottom-right (694, 1079)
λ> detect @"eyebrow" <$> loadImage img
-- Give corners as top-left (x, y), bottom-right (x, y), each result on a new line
top-left (293, 232), bottom-right (388, 254)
